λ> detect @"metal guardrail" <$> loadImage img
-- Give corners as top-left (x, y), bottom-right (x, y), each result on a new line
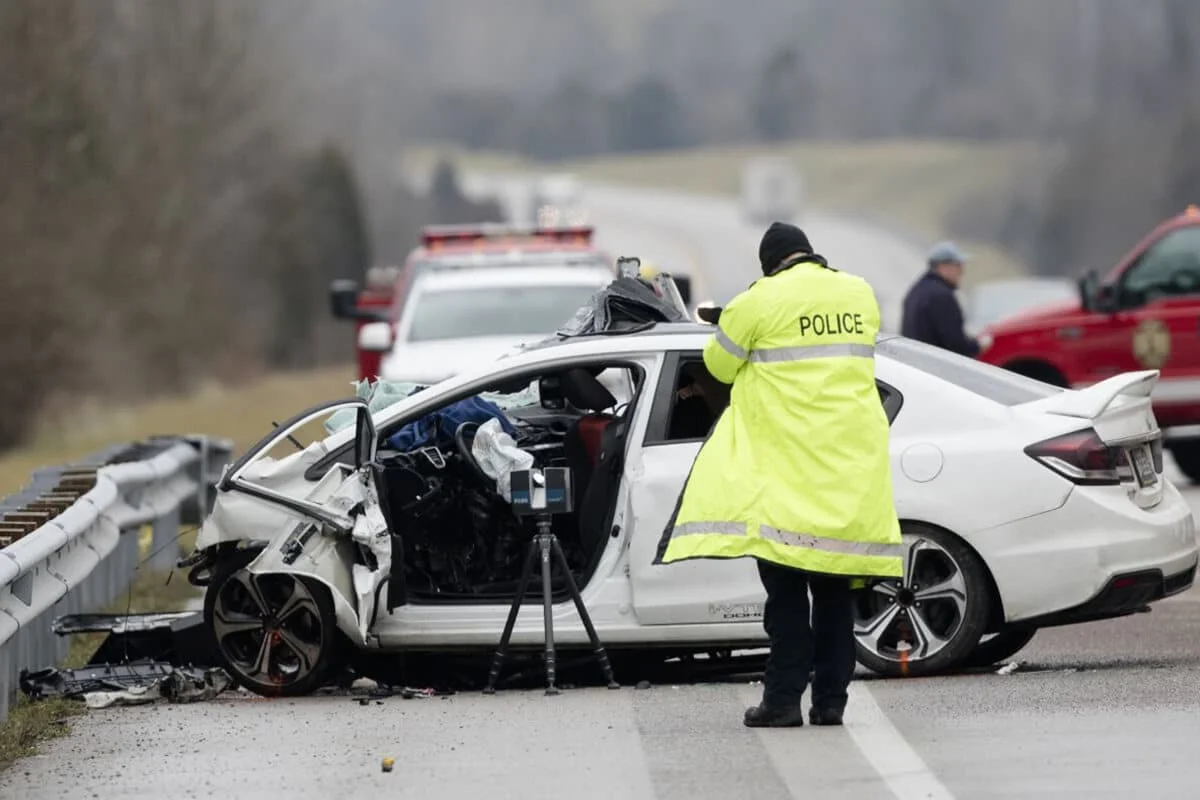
top-left (0, 434), bottom-right (232, 722)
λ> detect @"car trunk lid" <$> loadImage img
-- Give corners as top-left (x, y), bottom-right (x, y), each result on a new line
top-left (1019, 370), bottom-right (1159, 445)
top-left (1017, 370), bottom-right (1164, 508)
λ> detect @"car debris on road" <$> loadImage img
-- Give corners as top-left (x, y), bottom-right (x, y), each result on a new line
top-left (17, 611), bottom-right (233, 710)
top-left (20, 661), bottom-right (231, 708)
top-left (20, 606), bottom-right (767, 714)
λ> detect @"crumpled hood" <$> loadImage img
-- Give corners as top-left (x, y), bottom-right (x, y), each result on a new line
top-left (378, 335), bottom-right (536, 385)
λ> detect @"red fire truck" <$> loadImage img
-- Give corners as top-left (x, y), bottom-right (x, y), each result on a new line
top-left (329, 223), bottom-right (693, 383)
top-left (978, 206), bottom-right (1200, 480)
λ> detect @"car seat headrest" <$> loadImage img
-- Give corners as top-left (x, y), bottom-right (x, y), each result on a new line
top-left (559, 367), bottom-right (616, 413)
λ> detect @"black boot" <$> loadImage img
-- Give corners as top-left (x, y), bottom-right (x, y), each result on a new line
top-left (808, 706), bottom-right (844, 726)
top-left (743, 704), bottom-right (805, 728)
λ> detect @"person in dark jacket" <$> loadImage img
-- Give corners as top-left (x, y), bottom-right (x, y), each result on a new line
top-left (900, 241), bottom-right (980, 357)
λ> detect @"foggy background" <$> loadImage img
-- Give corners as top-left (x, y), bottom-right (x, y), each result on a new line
top-left (2, 0), bottom-right (1199, 449)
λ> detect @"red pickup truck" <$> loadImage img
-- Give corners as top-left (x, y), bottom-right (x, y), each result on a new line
top-left (978, 206), bottom-right (1200, 480)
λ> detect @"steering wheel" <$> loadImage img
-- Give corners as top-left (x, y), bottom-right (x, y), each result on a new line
top-left (453, 421), bottom-right (493, 485)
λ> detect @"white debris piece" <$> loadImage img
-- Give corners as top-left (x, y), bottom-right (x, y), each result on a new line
top-left (85, 684), bottom-right (159, 709)
top-left (341, 474), bottom-right (392, 645)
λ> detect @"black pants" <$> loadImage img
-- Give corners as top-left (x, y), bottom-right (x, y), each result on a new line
top-left (756, 559), bottom-right (856, 712)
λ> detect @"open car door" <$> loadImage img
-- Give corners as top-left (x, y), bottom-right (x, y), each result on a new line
top-left (217, 400), bottom-right (393, 645)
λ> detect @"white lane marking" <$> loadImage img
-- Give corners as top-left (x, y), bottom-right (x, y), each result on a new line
top-left (739, 685), bottom-right (895, 800)
top-left (845, 683), bottom-right (956, 800)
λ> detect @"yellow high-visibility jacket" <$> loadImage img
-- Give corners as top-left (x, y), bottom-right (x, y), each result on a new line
top-left (653, 258), bottom-right (903, 578)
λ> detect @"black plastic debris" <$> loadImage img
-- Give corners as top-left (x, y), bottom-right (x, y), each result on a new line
top-left (20, 661), bottom-right (177, 700)
top-left (51, 611), bottom-right (219, 668)
top-left (19, 660), bottom-right (230, 706)
top-left (349, 681), bottom-right (452, 702)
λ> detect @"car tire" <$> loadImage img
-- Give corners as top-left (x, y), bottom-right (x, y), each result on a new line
top-left (1168, 440), bottom-right (1200, 484)
top-left (962, 627), bottom-right (1037, 668)
top-left (204, 547), bottom-right (344, 697)
top-left (853, 522), bottom-right (991, 678)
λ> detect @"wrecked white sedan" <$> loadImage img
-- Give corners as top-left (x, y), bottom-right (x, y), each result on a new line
top-left (184, 319), bottom-right (1196, 697)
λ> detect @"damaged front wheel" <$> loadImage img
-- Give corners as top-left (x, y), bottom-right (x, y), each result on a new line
top-left (204, 550), bottom-right (343, 697)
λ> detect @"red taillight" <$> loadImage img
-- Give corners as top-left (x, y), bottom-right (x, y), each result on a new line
top-left (1024, 429), bottom-right (1121, 486)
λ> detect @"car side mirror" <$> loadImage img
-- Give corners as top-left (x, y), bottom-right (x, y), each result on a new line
top-left (1078, 270), bottom-right (1117, 314)
top-left (357, 321), bottom-right (394, 352)
top-left (331, 279), bottom-right (390, 323)
top-left (330, 279), bottom-right (362, 320)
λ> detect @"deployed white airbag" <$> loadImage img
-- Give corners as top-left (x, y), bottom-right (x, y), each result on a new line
top-left (471, 417), bottom-right (535, 502)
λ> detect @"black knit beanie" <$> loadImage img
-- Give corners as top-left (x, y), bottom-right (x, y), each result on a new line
top-left (758, 222), bottom-right (813, 275)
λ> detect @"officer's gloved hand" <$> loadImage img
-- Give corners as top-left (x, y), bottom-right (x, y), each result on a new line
top-left (696, 305), bottom-right (722, 325)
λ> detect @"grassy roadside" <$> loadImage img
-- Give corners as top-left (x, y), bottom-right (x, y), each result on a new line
top-left (0, 528), bottom-right (203, 773)
top-left (0, 364), bottom-right (357, 499)
top-left (403, 138), bottom-right (1054, 286)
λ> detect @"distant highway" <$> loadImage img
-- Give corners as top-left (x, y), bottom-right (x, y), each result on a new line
top-left (462, 173), bottom-right (926, 331)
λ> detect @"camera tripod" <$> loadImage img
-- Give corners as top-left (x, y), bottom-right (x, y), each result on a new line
top-left (483, 514), bottom-right (620, 695)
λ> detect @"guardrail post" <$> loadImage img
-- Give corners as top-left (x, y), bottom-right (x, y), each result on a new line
top-left (148, 503), bottom-right (182, 570)
top-left (105, 525), bottom-right (142, 610)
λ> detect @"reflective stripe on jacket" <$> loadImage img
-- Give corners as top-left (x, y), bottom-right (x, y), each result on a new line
top-left (653, 259), bottom-right (903, 578)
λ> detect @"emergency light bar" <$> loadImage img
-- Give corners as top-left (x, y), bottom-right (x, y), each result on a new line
top-left (420, 223), bottom-right (594, 248)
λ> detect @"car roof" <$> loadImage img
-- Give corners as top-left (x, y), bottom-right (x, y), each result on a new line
top-left (410, 264), bottom-right (614, 292)
top-left (376, 323), bottom-right (910, 406)
top-left (516, 322), bottom-right (904, 357)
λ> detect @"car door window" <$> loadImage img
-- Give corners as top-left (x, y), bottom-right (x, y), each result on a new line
top-left (224, 400), bottom-right (371, 488)
top-left (220, 399), bottom-right (376, 529)
top-left (877, 381), bottom-right (903, 424)
top-left (1120, 226), bottom-right (1200, 307)
top-left (642, 354), bottom-right (726, 446)
top-left (644, 353), bottom-right (905, 446)
top-left (304, 358), bottom-right (647, 480)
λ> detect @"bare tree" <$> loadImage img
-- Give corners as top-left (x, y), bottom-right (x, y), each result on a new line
top-left (0, 0), bottom-right (398, 450)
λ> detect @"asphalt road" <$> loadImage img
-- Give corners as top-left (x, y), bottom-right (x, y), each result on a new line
top-left (2, 179), bottom-right (1198, 800)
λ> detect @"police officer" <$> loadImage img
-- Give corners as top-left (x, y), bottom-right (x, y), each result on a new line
top-left (653, 221), bottom-right (903, 728)
top-left (900, 241), bottom-right (980, 356)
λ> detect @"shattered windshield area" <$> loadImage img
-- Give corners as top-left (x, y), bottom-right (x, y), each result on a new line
top-left (324, 378), bottom-right (540, 436)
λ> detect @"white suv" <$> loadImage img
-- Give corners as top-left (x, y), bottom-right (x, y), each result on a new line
top-left (359, 264), bottom-right (613, 386)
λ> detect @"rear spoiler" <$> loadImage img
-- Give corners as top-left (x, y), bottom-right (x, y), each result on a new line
top-left (1023, 370), bottom-right (1158, 419)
